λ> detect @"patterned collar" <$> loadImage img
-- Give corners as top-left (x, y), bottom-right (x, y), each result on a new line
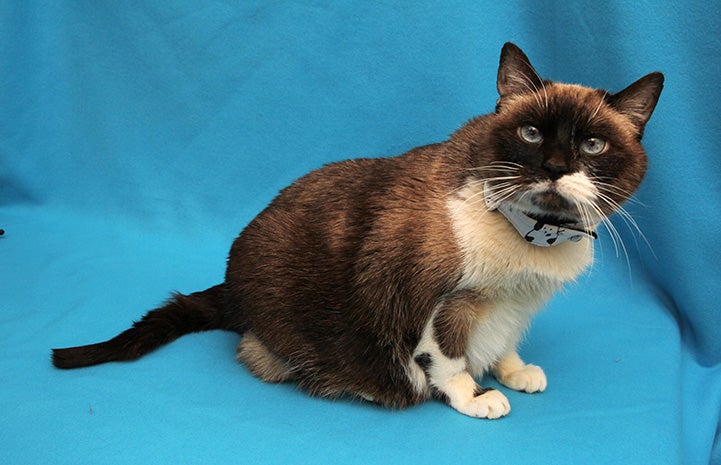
top-left (484, 184), bottom-right (598, 247)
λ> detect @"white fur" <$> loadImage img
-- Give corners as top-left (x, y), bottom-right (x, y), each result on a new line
top-left (465, 299), bottom-right (536, 378)
top-left (405, 356), bottom-right (430, 398)
top-left (450, 181), bottom-right (594, 289)
top-left (493, 351), bottom-right (547, 393)
top-left (407, 178), bottom-right (593, 417)
top-left (555, 172), bottom-right (599, 204)
top-left (412, 309), bottom-right (510, 419)
top-left (517, 171), bottom-right (601, 224)
top-left (499, 364), bottom-right (547, 393)
top-left (451, 180), bottom-right (593, 372)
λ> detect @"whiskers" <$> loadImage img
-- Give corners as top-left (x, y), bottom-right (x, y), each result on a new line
top-left (456, 161), bottom-right (523, 210)
top-left (465, 160), bottom-right (524, 176)
top-left (449, 161), bottom-right (652, 280)
top-left (574, 180), bottom-right (654, 278)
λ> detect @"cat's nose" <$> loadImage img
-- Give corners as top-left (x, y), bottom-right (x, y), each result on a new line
top-left (542, 159), bottom-right (570, 181)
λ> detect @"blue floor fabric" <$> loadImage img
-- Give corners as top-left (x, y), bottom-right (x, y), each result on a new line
top-left (2, 2), bottom-right (720, 464)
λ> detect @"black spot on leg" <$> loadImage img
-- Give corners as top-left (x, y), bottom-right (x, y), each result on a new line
top-left (414, 353), bottom-right (432, 372)
top-left (413, 353), bottom-right (449, 403)
top-left (473, 386), bottom-right (494, 397)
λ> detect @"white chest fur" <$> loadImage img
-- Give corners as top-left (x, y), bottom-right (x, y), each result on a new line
top-left (446, 187), bottom-right (593, 375)
top-left (448, 186), bottom-right (593, 290)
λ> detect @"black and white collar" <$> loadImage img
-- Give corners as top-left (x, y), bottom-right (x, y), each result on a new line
top-left (484, 184), bottom-right (598, 247)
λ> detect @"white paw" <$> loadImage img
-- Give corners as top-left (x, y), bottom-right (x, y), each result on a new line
top-left (452, 389), bottom-right (511, 419)
top-left (498, 364), bottom-right (547, 393)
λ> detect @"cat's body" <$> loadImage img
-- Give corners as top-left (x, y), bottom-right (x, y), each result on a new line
top-left (52, 43), bottom-right (663, 419)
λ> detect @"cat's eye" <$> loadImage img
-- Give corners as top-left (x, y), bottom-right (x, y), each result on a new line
top-left (519, 125), bottom-right (543, 144)
top-left (579, 137), bottom-right (607, 155)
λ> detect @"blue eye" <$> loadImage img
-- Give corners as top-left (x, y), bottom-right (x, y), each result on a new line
top-left (580, 137), bottom-right (606, 155)
top-left (519, 125), bottom-right (543, 144)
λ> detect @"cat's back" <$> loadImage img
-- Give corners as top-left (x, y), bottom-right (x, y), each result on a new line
top-left (236, 143), bottom-right (454, 250)
top-left (226, 141), bottom-right (463, 307)
top-left (274, 142), bottom-right (449, 208)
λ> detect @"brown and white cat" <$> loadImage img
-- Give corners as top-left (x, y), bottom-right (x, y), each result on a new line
top-left (52, 43), bottom-right (663, 419)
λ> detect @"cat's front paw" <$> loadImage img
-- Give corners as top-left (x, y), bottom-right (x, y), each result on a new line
top-left (451, 389), bottom-right (511, 419)
top-left (497, 364), bottom-right (547, 393)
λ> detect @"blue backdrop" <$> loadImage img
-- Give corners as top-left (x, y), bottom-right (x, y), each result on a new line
top-left (2, 2), bottom-right (720, 464)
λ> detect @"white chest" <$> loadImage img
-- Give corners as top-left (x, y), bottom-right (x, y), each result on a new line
top-left (446, 192), bottom-right (594, 374)
top-left (447, 191), bottom-right (593, 292)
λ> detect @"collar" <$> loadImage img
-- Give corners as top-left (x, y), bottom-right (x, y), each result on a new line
top-left (483, 184), bottom-right (598, 247)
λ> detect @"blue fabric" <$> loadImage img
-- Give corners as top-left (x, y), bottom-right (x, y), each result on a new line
top-left (2, 2), bottom-right (719, 464)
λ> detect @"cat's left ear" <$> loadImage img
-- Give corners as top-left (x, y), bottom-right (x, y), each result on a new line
top-left (496, 43), bottom-right (545, 100)
top-left (607, 72), bottom-right (664, 138)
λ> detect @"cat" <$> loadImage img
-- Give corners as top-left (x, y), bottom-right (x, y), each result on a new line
top-left (52, 43), bottom-right (663, 419)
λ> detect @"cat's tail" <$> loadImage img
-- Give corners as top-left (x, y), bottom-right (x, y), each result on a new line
top-left (52, 284), bottom-right (227, 369)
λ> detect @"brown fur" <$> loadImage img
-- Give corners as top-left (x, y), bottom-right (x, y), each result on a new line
top-left (433, 289), bottom-right (487, 359)
top-left (225, 149), bottom-right (465, 406)
top-left (52, 43), bottom-right (663, 414)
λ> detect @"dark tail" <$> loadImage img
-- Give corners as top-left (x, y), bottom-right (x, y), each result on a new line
top-left (52, 284), bottom-right (227, 369)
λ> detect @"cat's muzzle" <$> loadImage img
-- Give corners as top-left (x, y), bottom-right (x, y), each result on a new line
top-left (483, 183), bottom-right (598, 247)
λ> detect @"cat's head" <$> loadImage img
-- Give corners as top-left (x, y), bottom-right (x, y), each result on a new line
top-left (468, 43), bottom-right (663, 232)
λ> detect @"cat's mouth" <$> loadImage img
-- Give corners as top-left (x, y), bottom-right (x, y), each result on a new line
top-left (523, 211), bottom-right (578, 227)
top-left (485, 184), bottom-right (586, 227)
top-left (517, 194), bottom-right (592, 230)
top-left (485, 195), bottom-right (598, 246)
top-left (483, 181), bottom-right (599, 246)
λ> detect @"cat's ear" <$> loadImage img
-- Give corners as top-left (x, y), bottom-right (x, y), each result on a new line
top-left (496, 43), bottom-right (545, 100)
top-left (607, 72), bottom-right (664, 137)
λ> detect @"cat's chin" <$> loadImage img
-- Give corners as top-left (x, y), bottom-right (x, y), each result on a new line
top-left (512, 198), bottom-right (590, 227)
top-left (516, 190), bottom-right (593, 228)
top-left (523, 211), bottom-right (579, 227)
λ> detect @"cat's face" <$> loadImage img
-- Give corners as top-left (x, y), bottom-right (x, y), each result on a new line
top-left (476, 43), bottom-right (663, 229)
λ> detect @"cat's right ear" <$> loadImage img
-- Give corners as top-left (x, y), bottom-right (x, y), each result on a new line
top-left (606, 72), bottom-right (664, 138)
top-left (496, 43), bottom-right (545, 101)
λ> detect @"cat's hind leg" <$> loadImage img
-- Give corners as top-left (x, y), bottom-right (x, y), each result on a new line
top-left (492, 350), bottom-right (547, 393)
top-left (236, 331), bottom-right (295, 383)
